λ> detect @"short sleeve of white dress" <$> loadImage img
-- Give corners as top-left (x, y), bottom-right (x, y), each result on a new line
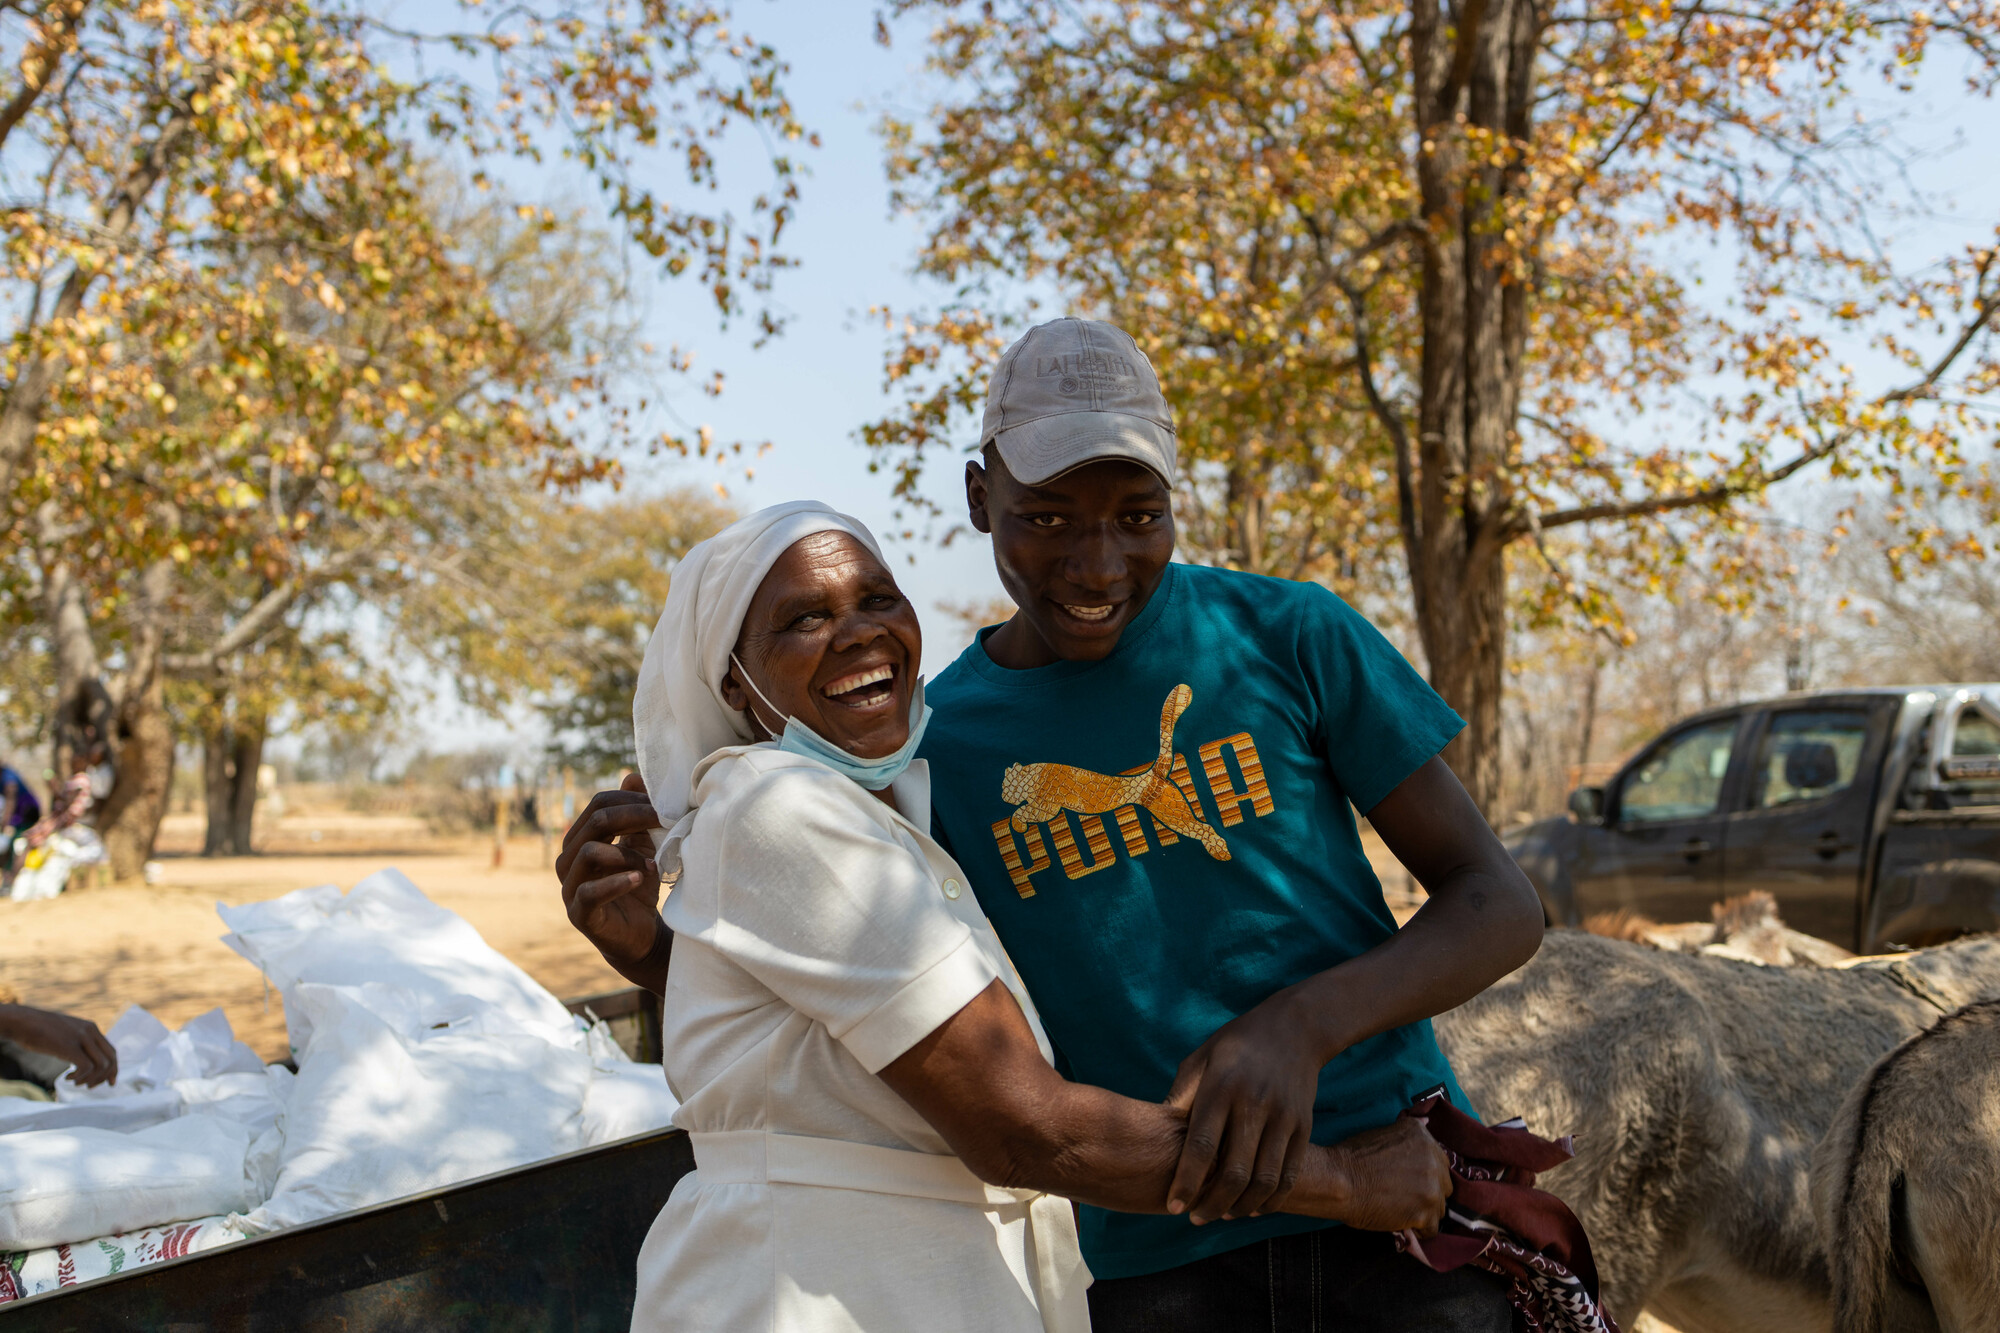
top-left (703, 763), bottom-right (1001, 1073)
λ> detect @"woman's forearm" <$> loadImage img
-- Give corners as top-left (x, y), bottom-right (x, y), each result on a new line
top-left (994, 1080), bottom-right (1368, 1221)
top-left (983, 1078), bottom-right (1183, 1212)
top-left (884, 983), bottom-right (1456, 1229)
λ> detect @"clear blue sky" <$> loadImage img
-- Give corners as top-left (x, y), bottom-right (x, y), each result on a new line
top-left (620, 0), bottom-right (1011, 664)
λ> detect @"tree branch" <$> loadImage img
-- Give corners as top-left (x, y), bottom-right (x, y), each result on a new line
top-left (1525, 286), bottom-right (2000, 536)
top-left (1531, 434), bottom-right (1839, 532)
top-left (0, 0), bottom-right (86, 153)
top-left (162, 545), bottom-right (374, 675)
top-left (1345, 284), bottom-right (1426, 621)
top-left (1885, 285), bottom-right (2000, 407)
top-left (1443, 0), bottom-right (1490, 116)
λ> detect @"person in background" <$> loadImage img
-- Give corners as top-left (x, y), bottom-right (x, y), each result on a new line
top-left (0, 985), bottom-right (118, 1099)
top-left (0, 764), bottom-right (41, 885)
top-left (25, 751), bottom-right (93, 852)
top-left (8, 750), bottom-right (103, 902)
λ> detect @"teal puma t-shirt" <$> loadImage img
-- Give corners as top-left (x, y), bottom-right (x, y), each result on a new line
top-left (920, 561), bottom-right (1475, 1280)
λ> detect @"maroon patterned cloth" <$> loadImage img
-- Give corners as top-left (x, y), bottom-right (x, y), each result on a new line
top-left (1393, 1092), bottom-right (1620, 1333)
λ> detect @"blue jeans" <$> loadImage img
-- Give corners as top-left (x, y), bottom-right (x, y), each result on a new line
top-left (1087, 1226), bottom-right (1515, 1333)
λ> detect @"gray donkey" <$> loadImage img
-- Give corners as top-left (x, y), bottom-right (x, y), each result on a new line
top-left (1434, 930), bottom-right (2000, 1333)
top-left (1812, 996), bottom-right (2000, 1333)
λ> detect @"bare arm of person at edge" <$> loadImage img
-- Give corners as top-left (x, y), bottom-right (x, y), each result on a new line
top-left (0, 1003), bottom-right (118, 1087)
top-left (1160, 763), bottom-right (1546, 1223)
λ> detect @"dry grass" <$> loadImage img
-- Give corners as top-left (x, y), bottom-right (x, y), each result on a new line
top-left (2, 812), bottom-right (623, 1060)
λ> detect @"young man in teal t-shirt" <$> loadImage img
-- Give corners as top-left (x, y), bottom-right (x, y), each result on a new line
top-left (918, 317), bottom-right (1546, 1331)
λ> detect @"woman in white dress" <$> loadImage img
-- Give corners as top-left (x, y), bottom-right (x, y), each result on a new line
top-left (556, 502), bottom-right (1453, 1333)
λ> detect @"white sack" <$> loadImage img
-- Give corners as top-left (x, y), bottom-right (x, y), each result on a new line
top-left (0, 1088), bottom-right (182, 1136)
top-left (575, 1013), bottom-right (679, 1145)
top-left (55, 1005), bottom-right (263, 1103)
top-left (239, 981), bottom-right (591, 1235)
top-left (0, 1115), bottom-right (256, 1250)
top-left (580, 1061), bottom-right (679, 1146)
top-left (218, 869), bottom-right (576, 1057)
top-left (175, 1069), bottom-right (289, 1137)
top-left (2, 876), bottom-right (666, 1301)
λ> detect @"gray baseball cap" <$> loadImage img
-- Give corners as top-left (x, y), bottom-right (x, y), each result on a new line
top-left (979, 317), bottom-right (1177, 485)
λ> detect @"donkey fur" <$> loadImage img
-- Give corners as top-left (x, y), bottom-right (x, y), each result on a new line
top-left (1435, 930), bottom-right (2000, 1333)
top-left (1811, 997), bottom-right (2000, 1333)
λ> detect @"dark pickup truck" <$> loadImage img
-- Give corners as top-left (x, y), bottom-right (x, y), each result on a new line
top-left (1502, 685), bottom-right (2000, 951)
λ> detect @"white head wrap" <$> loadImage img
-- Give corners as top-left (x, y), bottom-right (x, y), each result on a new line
top-left (632, 500), bottom-right (884, 866)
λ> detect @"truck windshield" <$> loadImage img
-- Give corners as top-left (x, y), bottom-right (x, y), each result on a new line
top-left (1621, 719), bottom-right (1736, 823)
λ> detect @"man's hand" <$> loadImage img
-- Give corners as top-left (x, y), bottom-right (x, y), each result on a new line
top-left (1322, 1118), bottom-right (1452, 1234)
top-left (1163, 990), bottom-right (1322, 1224)
top-left (557, 773), bottom-right (672, 995)
top-left (0, 1003), bottom-right (118, 1087)
top-left (1161, 757), bottom-right (1542, 1227)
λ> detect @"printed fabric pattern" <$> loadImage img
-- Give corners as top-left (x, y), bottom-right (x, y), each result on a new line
top-left (1394, 1092), bottom-right (1620, 1333)
top-left (2, 1218), bottom-right (239, 1304)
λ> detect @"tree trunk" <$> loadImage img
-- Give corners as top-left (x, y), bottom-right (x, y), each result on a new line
top-left (1577, 658), bottom-right (1601, 770)
top-left (41, 538), bottom-right (114, 779)
top-left (95, 668), bottom-right (174, 881)
top-left (203, 719), bottom-right (234, 856)
top-left (84, 559), bottom-right (178, 881)
top-left (1403, 0), bottom-right (1542, 820)
top-left (200, 693), bottom-right (265, 857)
top-left (227, 710), bottom-right (265, 855)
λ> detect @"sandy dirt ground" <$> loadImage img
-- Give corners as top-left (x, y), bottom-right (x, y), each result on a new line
top-left (1, 814), bottom-right (625, 1060)
top-left (2, 802), bottom-right (1423, 1064)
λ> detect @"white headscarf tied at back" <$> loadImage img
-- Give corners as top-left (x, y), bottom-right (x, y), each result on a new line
top-left (633, 500), bottom-right (885, 871)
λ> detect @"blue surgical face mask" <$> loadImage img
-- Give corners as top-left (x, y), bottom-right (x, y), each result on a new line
top-left (729, 653), bottom-right (932, 790)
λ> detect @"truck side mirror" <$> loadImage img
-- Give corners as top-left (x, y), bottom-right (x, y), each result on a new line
top-left (1568, 786), bottom-right (1605, 824)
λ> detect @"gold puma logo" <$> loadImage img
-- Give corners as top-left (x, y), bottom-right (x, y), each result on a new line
top-left (1000, 685), bottom-right (1231, 861)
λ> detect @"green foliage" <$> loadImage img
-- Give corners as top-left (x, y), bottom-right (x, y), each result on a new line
top-left (0, 0), bottom-right (804, 861)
